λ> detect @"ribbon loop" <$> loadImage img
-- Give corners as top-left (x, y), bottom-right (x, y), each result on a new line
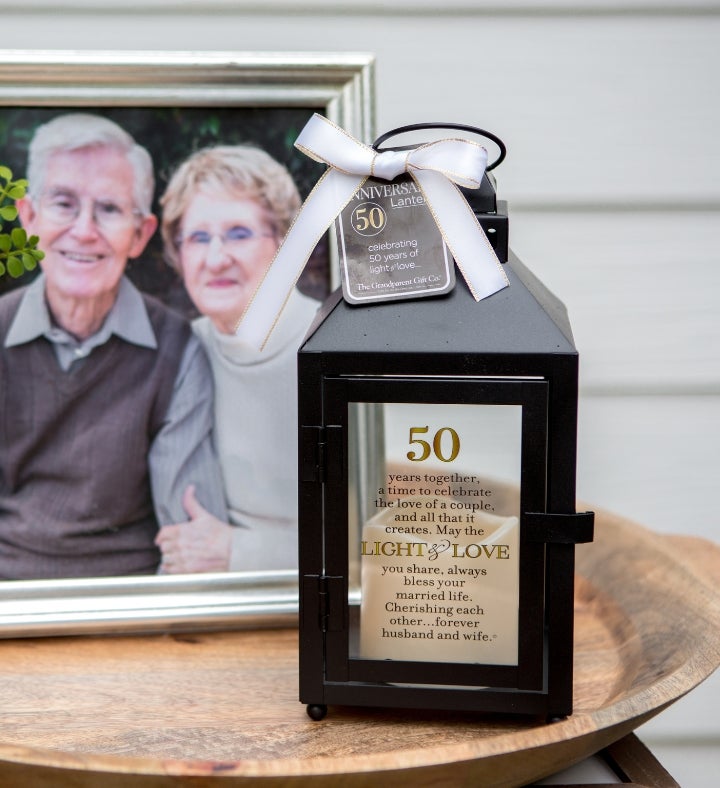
top-left (408, 140), bottom-right (488, 189)
top-left (296, 118), bottom-right (373, 175)
top-left (235, 114), bottom-right (509, 350)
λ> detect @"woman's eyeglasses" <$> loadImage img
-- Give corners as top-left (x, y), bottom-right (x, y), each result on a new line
top-left (178, 226), bottom-right (275, 251)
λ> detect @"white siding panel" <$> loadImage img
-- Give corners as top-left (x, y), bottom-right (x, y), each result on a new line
top-left (577, 395), bottom-right (719, 541)
top-left (5, 1), bottom-right (720, 10)
top-left (510, 211), bottom-right (720, 392)
top-left (0, 14), bottom-right (719, 206)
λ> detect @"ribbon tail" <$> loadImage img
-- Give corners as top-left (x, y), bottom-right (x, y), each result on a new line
top-left (412, 169), bottom-right (509, 302)
top-left (234, 168), bottom-right (366, 350)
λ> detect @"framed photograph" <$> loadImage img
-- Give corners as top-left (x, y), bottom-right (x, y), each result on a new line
top-left (0, 50), bottom-right (376, 636)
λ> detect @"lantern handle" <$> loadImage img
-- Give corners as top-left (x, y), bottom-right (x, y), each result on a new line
top-left (372, 123), bottom-right (506, 171)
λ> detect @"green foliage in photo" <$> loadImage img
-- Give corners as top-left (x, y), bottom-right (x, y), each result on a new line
top-left (0, 165), bottom-right (44, 279)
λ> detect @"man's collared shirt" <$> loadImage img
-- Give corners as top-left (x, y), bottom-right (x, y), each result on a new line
top-left (6, 274), bottom-right (158, 371)
top-left (4, 274), bottom-right (228, 527)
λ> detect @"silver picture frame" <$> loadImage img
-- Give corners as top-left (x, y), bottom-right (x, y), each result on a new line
top-left (0, 50), bottom-right (375, 637)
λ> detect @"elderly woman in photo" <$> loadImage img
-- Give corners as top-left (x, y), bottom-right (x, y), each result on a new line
top-left (155, 145), bottom-right (319, 574)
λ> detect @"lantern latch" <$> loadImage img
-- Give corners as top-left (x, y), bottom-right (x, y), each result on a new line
top-left (523, 511), bottom-right (595, 544)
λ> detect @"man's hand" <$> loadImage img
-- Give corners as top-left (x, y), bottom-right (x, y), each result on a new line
top-left (156, 485), bottom-right (232, 573)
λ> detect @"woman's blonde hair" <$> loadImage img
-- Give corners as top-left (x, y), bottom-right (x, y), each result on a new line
top-left (160, 145), bottom-right (301, 271)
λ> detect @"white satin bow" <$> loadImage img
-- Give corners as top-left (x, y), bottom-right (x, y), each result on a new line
top-left (234, 114), bottom-right (508, 350)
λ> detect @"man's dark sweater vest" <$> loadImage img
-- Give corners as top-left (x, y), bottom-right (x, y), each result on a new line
top-left (0, 287), bottom-right (190, 579)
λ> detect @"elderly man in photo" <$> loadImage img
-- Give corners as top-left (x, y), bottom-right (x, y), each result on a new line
top-left (0, 113), bottom-right (227, 580)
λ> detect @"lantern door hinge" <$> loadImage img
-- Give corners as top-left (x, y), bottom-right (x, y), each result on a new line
top-left (523, 511), bottom-right (595, 544)
top-left (317, 575), bottom-right (345, 633)
top-left (300, 426), bottom-right (327, 483)
top-left (300, 424), bottom-right (343, 484)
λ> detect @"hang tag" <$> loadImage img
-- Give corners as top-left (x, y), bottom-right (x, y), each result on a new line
top-left (335, 174), bottom-right (455, 305)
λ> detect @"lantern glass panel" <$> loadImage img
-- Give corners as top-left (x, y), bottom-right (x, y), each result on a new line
top-left (348, 401), bottom-right (523, 667)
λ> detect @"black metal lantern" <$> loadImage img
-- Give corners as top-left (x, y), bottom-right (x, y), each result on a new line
top-left (297, 129), bottom-right (593, 722)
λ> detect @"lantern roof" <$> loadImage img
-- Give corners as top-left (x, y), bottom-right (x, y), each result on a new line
top-left (301, 253), bottom-right (577, 357)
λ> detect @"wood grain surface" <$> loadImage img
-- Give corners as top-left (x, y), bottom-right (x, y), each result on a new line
top-left (0, 508), bottom-right (718, 787)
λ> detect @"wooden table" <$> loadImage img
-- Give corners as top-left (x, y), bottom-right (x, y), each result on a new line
top-left (1, 508), bottom-right (719, 787)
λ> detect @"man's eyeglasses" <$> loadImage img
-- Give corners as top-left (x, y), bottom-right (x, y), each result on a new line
top-left (178, 226), bottom-right (275, 252)
top-left (40, 191), bottom-right (142, 230)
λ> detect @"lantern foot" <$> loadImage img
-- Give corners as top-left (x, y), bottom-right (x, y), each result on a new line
top-left (306, 704), bottom-right (328, 721)
top-left (546, 714), bottom-right (567, 724)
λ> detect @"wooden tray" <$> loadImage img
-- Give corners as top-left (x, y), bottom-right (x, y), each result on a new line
top-left (1, 508), bottom-right (719, 787)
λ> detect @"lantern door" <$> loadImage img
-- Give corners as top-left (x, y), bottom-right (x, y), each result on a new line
top-left (300, 374), bottom-right (570, 716)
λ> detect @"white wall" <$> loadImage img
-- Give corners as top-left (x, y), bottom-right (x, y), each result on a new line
top-left (2, 1), bottom-right (718, 782)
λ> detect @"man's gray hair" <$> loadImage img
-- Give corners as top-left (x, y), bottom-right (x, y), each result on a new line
top-left (26, 113), bottom-right (155, 215)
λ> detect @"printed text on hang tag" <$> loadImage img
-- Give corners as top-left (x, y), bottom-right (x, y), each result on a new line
top-left (335, 174), bottom-right (455, 305)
